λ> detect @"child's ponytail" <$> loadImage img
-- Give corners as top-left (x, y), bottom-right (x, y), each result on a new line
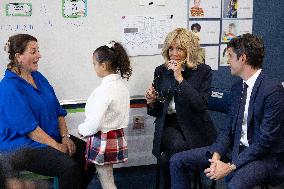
top-left (94, 41), bottom-right (132, 80)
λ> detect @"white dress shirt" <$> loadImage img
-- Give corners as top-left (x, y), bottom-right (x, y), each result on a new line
top-left (78, 74), bottom-right (130, 137)
top-left (167, 97), bottom-right (176, 114)
top-left (240, 69), bottom-right (262, 146)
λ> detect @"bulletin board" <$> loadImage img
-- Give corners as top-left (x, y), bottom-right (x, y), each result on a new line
top-left (188, 0), bottom-right (254, 71)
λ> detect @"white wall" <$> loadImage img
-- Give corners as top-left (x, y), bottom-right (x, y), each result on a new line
top-left (0, 0), bottom-right (187, 100)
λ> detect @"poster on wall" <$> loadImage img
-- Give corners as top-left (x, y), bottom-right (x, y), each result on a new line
top-left (5, 3), bottom-right (32, 16)
top-left (219, 44), bottom-right (229, 66)
top-left (204, 46), bottom-right (219, 70)
top-left (189, 20), bottom-right (220, 44)
top-left (62, 0), bottom-right (87, 18)
top-left (221, 19), bottom-right (253, 42)
top-left (121, 15), bottom-right (173, 56)
top-left (189, 0), bottom-right (222, 18)
top-left (222, 0), bottom-right (253, 19)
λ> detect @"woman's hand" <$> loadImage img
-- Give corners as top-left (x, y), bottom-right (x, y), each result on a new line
top-left (167, 60), bottom-right (184, 83)
top-left (54, 142), bottom-right (68, 154)
top-left (145, 85), bottom-right (156, 104)
top-left (62, 137), bottom-right (76, 156)
top-left (28, 126), bottom-right (70, 155)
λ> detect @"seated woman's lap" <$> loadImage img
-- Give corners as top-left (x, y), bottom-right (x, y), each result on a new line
top-left (162, 127), bottom-right (189, 155)
top-left (9, 146), bottom-right (79, 177)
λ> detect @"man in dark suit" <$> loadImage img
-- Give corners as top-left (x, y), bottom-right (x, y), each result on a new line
top-left (170, 33), bottom-right (284, 189)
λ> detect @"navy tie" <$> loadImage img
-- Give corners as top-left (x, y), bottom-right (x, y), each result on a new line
top-left (232, 82), bottom-right (248, 161)
top-left (240, 83), bottom-right (248, 123)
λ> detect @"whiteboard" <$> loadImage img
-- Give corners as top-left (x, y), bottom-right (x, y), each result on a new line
top-left (0, 0), bottom-right (187, 101)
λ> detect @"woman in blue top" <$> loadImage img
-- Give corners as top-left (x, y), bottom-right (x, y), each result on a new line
top-left (0, 34), bottom-right (92, 189)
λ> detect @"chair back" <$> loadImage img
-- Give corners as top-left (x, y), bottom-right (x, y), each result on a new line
top-left (207, 87), bottom-right (231, 114)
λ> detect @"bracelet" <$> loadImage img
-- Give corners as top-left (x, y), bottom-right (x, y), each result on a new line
top-left (62, 133), bottom-right (71, 138)
top-left (229, 163), bottom-right (236, 171)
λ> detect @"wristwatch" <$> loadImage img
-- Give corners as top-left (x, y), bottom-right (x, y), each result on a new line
top-left (62, 133), bottom-right (71, 138)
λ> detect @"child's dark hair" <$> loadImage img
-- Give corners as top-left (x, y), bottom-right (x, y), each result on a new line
top-left (93, 41), bottom-right (132, 80)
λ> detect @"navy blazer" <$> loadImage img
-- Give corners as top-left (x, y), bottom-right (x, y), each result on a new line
top-left (148, 63), bottom-right (217, 158)
top-left (212, 71), bottom-right (284, 171)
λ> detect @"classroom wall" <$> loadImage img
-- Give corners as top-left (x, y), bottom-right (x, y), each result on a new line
top-left (0, 0), bottom-right (187, 101)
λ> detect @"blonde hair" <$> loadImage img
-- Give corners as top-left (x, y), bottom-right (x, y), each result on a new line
top-left (162, 28), bottom-right (201, 69)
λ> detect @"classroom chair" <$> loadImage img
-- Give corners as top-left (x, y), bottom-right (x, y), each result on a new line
top-left (192, 87), bottom-right (231, 189)
top-left (19, 171), bottom-right (59, 189)
top-left (260, 185), bottom-right (269, 189)
top-left (193, 173), bottom-right (216, 189)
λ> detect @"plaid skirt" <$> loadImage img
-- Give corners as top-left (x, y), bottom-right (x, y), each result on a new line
top-left (85, 128), bottom-right (128, 165)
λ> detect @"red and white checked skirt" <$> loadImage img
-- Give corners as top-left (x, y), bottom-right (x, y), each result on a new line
top-left (85, 128), bottom-right (128, 165)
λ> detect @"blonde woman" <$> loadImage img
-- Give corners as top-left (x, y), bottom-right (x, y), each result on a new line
top-left (145, 28), bottom-right (216, 188)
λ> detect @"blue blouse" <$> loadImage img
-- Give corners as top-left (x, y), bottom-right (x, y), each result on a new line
top-left (0, 70), bottom-right (67, 152)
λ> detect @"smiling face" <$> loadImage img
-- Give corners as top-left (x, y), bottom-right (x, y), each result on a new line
top-left (168, 38), bottom-right (187, 63)
top-left (16, 41), bottom-right (41, 73)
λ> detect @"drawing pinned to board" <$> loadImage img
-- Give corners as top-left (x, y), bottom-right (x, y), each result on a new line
top-left (189, 20), bottom-right (220, 44)
top-left (121, 15), bottom-right (173, 56)
top-left (190, 0), bottom-right (204, 17)
top-left (222, 22), bottom-right (237, 42)
top-left (5, 3), bottom-right (32, 16)
top-left (189, 0), bottom-right (221, 18)
top-left (204, 46), bottom-right (219, 70)
top-left (190, 23), bottom-right (201, 40)
top-left (226, 0), bottom-right (238, 18)
top-left (219, 44), bottom-right (229, 66)
top-left (221, 19), bottom-right (252, 42)
top-left (223, 0), bottom-right (253, 18)
top-left (62, 0), bottom-right (87, 18)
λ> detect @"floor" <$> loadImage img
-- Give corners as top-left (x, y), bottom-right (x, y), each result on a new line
top-left (86, 164), bottom-right (284, 189)
top-left (86, 164), bottom-right (226, 189)
top-left (87, 165), bottom-right (157, 189)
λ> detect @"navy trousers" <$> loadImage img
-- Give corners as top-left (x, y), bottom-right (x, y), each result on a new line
top-left (170, 146), bottom-right (284, 189)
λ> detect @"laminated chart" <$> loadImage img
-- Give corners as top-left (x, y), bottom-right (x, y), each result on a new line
top-left (5, 3), bottom-right (32, 16)
top-left (62, 0), bottom-right (87, 18)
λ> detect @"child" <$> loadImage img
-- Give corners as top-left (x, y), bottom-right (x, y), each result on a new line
top-left (78, 41), bottom-right (132, 189)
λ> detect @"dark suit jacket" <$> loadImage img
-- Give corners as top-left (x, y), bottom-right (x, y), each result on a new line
top-left (212, 71), bottom-right (284, 183)
top-left (148, 63), bottom-right (217, 158)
